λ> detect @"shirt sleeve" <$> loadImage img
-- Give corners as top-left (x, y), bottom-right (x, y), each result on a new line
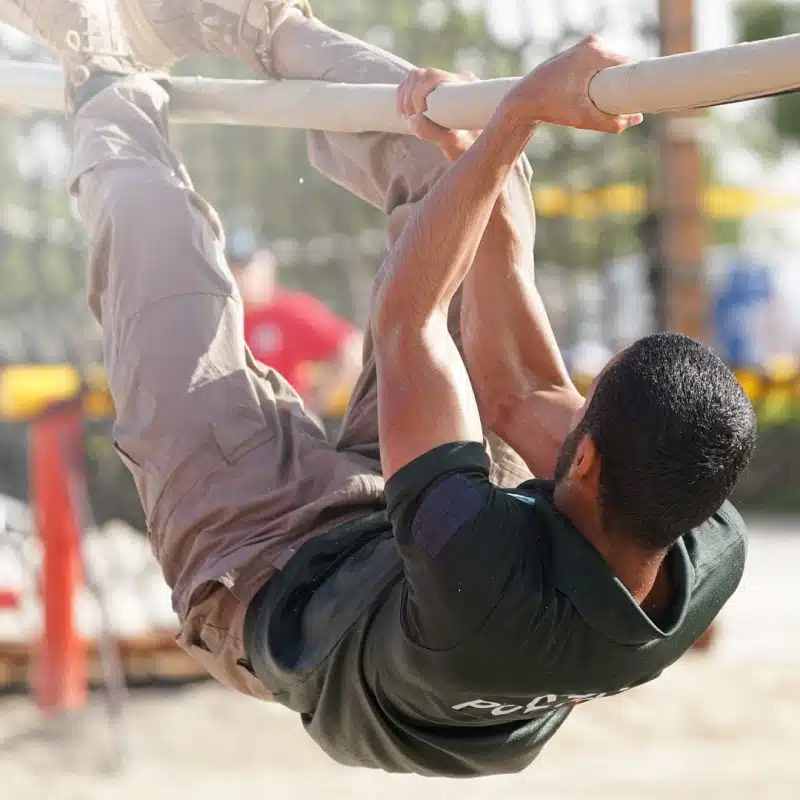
top-left (385, 442), bottom-right (538, 650)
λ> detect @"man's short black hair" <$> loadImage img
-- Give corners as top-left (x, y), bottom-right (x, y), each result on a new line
top-left (581, 333), bottom-right (756, 551)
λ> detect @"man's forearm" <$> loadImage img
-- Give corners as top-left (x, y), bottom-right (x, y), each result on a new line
top-left (403, 123), bottom-right (582, 475)
top-left (373, 37), bottom-right (642, 477)
top-left (420, 128), bottom-right (573, 399)
top-left (460, 164), bottom-right (584, 476)
top-left (463, 168), bottom-right (574, 403)
top-left (372, 108), bottom-right (536, 334)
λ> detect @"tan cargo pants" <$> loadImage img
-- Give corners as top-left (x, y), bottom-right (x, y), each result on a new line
top-left (69, 6), bottom-right (534, 700)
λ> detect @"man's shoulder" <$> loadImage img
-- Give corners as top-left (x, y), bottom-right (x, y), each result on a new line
top-left (505, 479), bottom-right (564, 540)
top-left (510, 478), bottom-right (557, 504)
top-left (385, 443), bottom-right (491, 526)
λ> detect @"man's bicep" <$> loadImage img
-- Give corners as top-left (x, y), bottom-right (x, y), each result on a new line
top-left (376, 318), bottom-right (483, 480)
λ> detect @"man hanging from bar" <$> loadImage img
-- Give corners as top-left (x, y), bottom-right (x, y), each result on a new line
top-left (4, 0), bottom-right (757, 777)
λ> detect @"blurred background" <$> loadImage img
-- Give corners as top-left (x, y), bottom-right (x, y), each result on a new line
top-left (0, 1), bottom-right (798, 798)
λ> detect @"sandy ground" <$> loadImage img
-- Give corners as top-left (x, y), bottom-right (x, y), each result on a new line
top-left (2, 515), bottom-right (798, 800)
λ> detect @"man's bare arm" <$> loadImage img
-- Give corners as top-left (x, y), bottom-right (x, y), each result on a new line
top-left (413, 133), bottom-right (583, 478)
top-left (373, 111), bottom-right (536, 479)
top-left (399, 44), bottom-right (642, 478)
top-left (375, 37), bottom-right (642, 480)
top-left (462, 168), bottom-right (585, 478)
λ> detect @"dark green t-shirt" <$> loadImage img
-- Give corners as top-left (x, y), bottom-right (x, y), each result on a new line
top-left (245, 442), bottom-right (747, 777)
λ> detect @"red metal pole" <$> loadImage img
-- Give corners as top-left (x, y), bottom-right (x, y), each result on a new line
top-left (30, 401), bottom-right (87, 712)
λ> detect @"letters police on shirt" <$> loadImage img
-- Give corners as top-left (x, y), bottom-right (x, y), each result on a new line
top-left (452, 687), bottom-right (632, 717)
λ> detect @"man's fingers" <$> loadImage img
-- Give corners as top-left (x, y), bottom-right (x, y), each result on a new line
top-left (410, 80), bottom-right (431, 115)
top-left (400, 72), bottom-right (416, 117)
top-left (603, 113), bottom-right (644, 134)
top-left (398, 68), bottom-right (425, 118)
top-left (398, 69), bottom-right (438, 119)
top-left (410, 72), bottom-right (444, 115)
top-left (407, 112), bottom-right (426, 136)
top-left (616, 113), bottom-right (644, 131)
top-left (398, 68), bottom-right (468, 122)
top-left (396, 77), bottom-right (407, 118)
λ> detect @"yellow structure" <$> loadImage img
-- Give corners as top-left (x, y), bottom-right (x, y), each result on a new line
top-left (0, 364), bottom-right (113, 422)
top-left (532, 183), bottom-right (800, 220)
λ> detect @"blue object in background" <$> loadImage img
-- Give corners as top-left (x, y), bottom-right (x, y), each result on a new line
top-left (714, 260), bottom-right (774, 368)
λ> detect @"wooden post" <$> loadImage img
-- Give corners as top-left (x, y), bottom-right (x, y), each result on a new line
top-left (30, 401), bottom-right (87, 712)
top-left (658, 0), bottom-right (709, 340)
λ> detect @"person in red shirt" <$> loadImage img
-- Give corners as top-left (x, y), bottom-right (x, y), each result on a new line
top-left (230, 248), bottom-right (363, 416)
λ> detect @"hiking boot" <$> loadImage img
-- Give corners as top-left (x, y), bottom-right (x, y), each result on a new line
top-left (116, 0), bottom-right (312, 75)
top-left (0, 0), bottom-right (163, 110)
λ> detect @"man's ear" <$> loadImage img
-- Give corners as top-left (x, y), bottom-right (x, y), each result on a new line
top-left (571, 433), bottom-right (601, 485)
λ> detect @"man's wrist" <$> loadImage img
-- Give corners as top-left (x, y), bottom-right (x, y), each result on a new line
top-left (482, 104), bottom-right (539, 158)
top-left (496, 76), bottom-right (548, 130)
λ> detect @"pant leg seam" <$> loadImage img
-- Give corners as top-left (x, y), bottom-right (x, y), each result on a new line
top-left (118, 290), bottom-right (237, 330)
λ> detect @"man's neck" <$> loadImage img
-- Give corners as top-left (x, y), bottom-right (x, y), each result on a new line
top-left (554, 486), bottom-right (670, 610)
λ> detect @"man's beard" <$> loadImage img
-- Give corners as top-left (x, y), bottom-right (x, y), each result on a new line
top-left (554, 421), bottom-right (588, 484)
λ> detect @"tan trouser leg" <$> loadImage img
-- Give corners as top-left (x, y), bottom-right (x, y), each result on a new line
top-left (269, 11), bottom-right (534, 486)
top-left (70, 77), bottom-right (384, 699)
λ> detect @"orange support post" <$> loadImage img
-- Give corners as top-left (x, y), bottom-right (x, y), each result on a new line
top-left (30, 400), bottom-right (88, 712)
